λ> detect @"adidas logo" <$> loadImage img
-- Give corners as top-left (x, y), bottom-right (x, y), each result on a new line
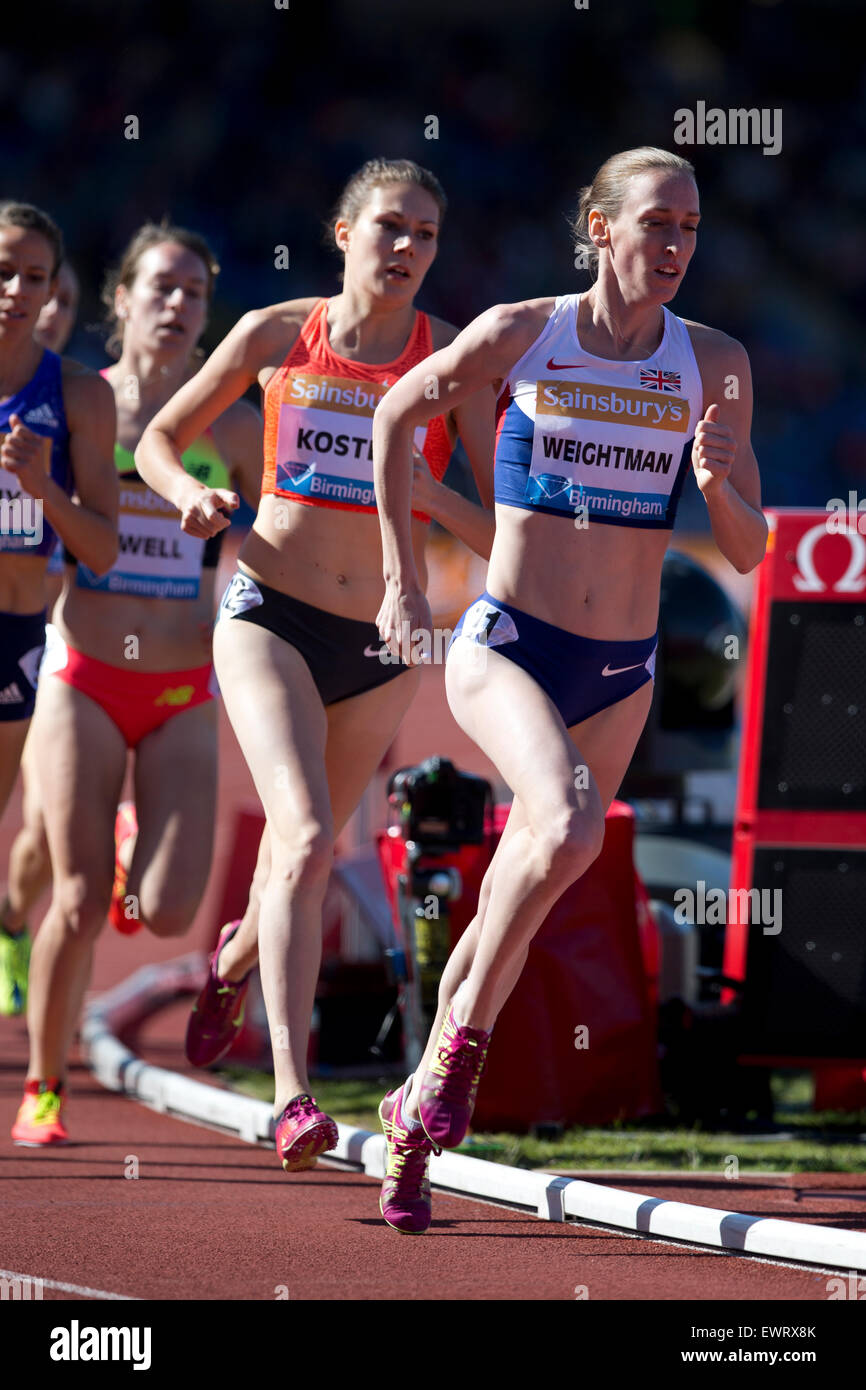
top-left (0, 681), bottom-right (24, 704)
top-left (18, 643), bottom-right (44, 689)
top-left (24, 403), bottom-right (58, 428)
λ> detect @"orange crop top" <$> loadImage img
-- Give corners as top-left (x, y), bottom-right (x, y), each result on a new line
top-left (261, 298), bottom-right (452, 522)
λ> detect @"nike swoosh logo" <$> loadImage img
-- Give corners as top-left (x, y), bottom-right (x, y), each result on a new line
top-left (601, 661), bottom-right (646, 677)
top-left (364, 643), bottom-right (387, 657)
top-left (546, 358), bottom-right (587, 370)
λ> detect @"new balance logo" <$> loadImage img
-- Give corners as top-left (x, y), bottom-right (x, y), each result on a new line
top-left (154, 685), bottom-right (194, 707)
top-left (0, 681), bottom-right (24, 704)
top-left (24, 403), bottom-right (58, 428)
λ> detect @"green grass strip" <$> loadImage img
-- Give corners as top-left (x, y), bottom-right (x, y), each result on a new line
top-left (218, 1066), bottom-right (866, 1174)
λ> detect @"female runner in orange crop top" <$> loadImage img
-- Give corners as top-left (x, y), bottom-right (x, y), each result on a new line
top-left (137, 159), bottom-right (496, 1172)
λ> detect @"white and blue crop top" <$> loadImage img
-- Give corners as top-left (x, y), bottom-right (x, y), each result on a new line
top-left (494, 293), bottom-right (703, 529)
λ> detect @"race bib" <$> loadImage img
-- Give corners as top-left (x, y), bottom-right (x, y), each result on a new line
top-left (525, 379), bottom-right (691, 524)
top-left (77, 481), bottom-right (204, 599)
top-left (217, 570), bottom-right (264, 621)
top-left (39, 623), bottom-right (68, 677)
top-left (459, 599), bottom-right (519, 648)
top-left (274, 373), bottom-right (426, 510)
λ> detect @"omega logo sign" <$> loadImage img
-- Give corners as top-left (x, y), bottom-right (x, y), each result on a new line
top-left (792, 523), bottom-right (866, 594)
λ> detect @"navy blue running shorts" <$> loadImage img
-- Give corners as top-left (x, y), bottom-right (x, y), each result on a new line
top-left (449, 590), bottom-right (656, 728)
top-left (0, 609), bottom-right (47, 722)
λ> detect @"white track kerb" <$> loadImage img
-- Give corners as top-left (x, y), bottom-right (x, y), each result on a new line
top-left (82, 958), bottom-right (866, 1272)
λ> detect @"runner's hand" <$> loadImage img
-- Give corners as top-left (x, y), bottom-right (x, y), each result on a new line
top-left (411, 447), bottom-right (441, 516)
top-left (377, 584), bottom-right (433, 665)
top-left (178, 485), bottom-right (238, 538)
top-left (1, 415), bottom-right (50, 497)
top-left (692, 402), bottom-right (735, 497)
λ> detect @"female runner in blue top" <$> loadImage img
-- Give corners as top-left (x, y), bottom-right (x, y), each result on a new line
top-left (0, 251), bottom-right (82, 1015)
top-left (371, 147), bottom-right (768, 1233)
top-left (0, 204), bottom-right (116, 822)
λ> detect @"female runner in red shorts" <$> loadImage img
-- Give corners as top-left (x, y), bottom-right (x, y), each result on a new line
top-left (137, 158), bottom-right (495, 1171)
top-left (372, 147), bottom-right (768, 1232)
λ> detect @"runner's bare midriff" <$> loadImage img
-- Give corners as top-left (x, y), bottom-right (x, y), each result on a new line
top-left (487, 504), bottom-right (668, 641)
top-left (54, 568), bottom-right (218, 670)
top-left (0, 553), bottom-right (50, 615)
top-left (239, 492), bottom-right (430, 621)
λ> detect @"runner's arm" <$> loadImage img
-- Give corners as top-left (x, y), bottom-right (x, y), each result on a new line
top-left (50, 369), bottom-right (118, 574)
top-left (453, 387), bottom-right (496, 513)
top-left (135, 309), bottom-right (281, 537)
top-left (417, 386), bottom-right (497, 557)
top-left (693, 333), bottom-right (767, 574)
top-left (408, 395), bottom-right (497, 557)
top-left (374, 302), bottom-right (535, 594)
top-left (213, 399), bottom-right (264, 511)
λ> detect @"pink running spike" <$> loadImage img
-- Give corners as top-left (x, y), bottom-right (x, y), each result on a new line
top-left (275, 1093), bottom-right (338, 1172)
top-left (185, 921), bottom-right (251, 1067)
top-left (418, 1005), bottom-right (491, 1149)
top-left (379, 1083), bottom-right (435, 1234)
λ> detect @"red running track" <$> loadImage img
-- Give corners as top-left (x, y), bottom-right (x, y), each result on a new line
top-left (0, 997), bottom-right (861, 1301)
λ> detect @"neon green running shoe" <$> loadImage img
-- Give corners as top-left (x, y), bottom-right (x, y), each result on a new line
top-left (0, 925), bottom-right (31, 1016)
top-left (12, 1079), bottom-right (68, 1145)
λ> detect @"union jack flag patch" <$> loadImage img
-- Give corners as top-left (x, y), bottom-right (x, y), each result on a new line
top-left (640, 368), bottom-right (681, 392)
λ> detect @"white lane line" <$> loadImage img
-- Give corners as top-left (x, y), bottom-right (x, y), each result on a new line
top-left (0, 1268), bottom-right (138, 1301)
top-left (82, 961), bottom-right (866, 1275)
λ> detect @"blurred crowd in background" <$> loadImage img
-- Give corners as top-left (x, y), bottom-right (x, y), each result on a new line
top-left (2, 0), bottom-right (863, 530)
